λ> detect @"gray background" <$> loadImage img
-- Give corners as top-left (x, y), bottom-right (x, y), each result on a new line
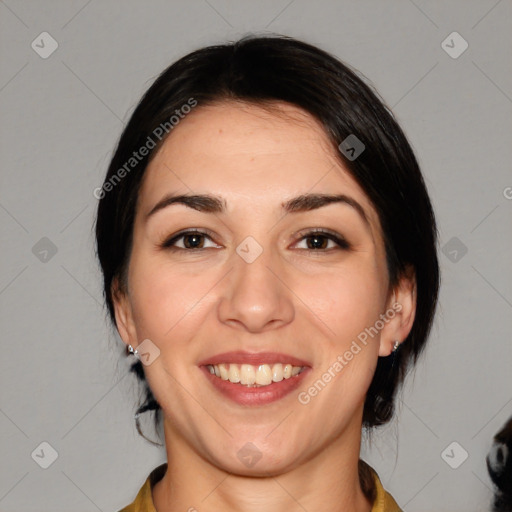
top-left (1, 1), bottom-right (511, 511)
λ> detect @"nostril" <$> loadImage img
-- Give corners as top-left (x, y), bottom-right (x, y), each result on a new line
top-left (496, 446), bottom-right (504, 464)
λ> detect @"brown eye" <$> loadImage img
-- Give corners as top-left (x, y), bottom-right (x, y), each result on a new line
top-left (161, 230), bottom-right (219, 250)
top-left (181, 233), bottom-right (205, 249)
top-left (295, 230), bottom-right (350, 251)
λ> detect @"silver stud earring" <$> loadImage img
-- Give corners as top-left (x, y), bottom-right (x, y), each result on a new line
top-left (392, 340), bottom-right (400, 352)
top-left (127, 344), bottom-right (138, 357)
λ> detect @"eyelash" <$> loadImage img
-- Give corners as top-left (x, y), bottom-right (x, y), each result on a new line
top-left (160, 228), bottom-right (350, 253)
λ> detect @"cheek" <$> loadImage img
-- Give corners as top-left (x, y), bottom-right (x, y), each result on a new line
top-left (298, 272), bottom-right (381, 424)
top-left (128, 254), bottom-right (207, 342)
top-left (302, 263), bottom-right (386, 342)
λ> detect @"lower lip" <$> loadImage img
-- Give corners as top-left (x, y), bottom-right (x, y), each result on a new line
top-left (200, 366), bottom-right (310, 406)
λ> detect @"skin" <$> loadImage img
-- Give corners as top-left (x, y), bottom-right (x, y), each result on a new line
top-left (113, 101), bottom-right (416, 512)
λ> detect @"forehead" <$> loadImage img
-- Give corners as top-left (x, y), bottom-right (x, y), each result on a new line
top-left (165, 101), bottom-right (335, 157)
top-left (138, 101), bottom-right (378, 225)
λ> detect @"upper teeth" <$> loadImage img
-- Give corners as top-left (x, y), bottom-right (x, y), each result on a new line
top-left (207, 363), bottom-right (304, 386)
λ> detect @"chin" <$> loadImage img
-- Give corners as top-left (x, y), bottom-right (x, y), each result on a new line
top-left (207, 439), bottom-right (304, 477)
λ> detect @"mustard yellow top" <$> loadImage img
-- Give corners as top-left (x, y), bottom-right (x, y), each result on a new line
top-left (118, 462), bottom-right (403, 512)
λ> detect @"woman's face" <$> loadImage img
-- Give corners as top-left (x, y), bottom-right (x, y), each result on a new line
top-left (114, 101), bottom-right (411, 475)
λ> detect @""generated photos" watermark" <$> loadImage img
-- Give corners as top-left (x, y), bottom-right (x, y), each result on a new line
top-left (298, 302), bottom-right (402, 405)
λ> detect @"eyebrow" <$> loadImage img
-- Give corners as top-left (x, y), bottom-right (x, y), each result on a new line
top-left (145, 192), bottom-right (370, 227)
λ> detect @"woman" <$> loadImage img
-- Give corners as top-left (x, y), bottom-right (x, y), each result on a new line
top-left (95, 34), bottom-right (440, 512)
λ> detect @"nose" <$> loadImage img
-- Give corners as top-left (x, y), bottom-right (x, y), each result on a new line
top-left (217, 239), bottom-right (294, 333)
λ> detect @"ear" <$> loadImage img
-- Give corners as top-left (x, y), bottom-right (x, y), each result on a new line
top-left (111, 276), bottom-right (138, 347)
top-left (379, 265), bottom-right (417, 357)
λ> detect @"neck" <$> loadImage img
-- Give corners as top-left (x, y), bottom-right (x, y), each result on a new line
top-left (153, 417), bottom-right (373, 512)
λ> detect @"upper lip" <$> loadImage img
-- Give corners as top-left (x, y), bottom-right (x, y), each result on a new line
top-left (198, 351), bottom-right (311, 367)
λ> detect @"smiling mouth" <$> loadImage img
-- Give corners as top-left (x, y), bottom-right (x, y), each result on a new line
top-left (206, 363), bottom-right (306, 387)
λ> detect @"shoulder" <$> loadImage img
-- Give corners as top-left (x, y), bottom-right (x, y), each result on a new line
top-left (117, 464), bottom-right (167, 512)
top-left (366, 462), bottom-right (403, 512)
